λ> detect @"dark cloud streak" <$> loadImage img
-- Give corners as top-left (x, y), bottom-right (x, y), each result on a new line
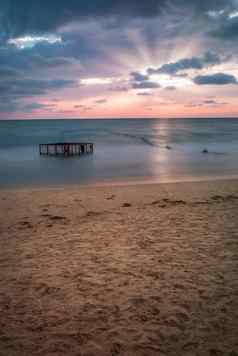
top-left (0, 0), bottom-right (231, 40)
top-left (193, 73), bottom-right (237, 85)
top-left (132, 81), bottom-right (160, 89)
top-left (0, 78), bottom-right (76, 98)
top-left (147, 52), bottom-right (221, 76)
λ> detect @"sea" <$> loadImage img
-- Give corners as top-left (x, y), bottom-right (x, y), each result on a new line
top-left (1, 118), bottom-right (238, 188)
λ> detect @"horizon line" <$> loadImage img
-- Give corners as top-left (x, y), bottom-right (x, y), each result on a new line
top-left (1, 116), bottom-right (238, 121)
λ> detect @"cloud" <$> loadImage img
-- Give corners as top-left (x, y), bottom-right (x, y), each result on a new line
top-left (8, 35), bottom-right (62, 49)
top-left (0, 78), bottom-right (76, 99)
top-left (22, 102), bottom-right (56, 112)
top-left (203, 99), bottom-right (217, 104)
top-left (185, 99), bottom-right (228, 107)
top-left (130, 70), bottom-right (160, 90)
top-left (147, 52), bottom-right (221, 76)
top-left (193, 73), bottom-right (237, 85)
top-left (210, 12), bottom-right (238, 40)
top-left (202, 99), bottom-right (228, 105)
top-left (137, 92), bottom-right (153, 96)
top-left (164, 86), bottom-right (176, 90)
top-left (0, 77), bottom-right (76, 115)
top-left (185, 103), bottom-right (203, 108)
top-left (0, 100), bottom-right (21, 113)
top-left (109, 86), bottom-right (129, 92)
top-left (132, 81), bottom-right (160, 89)
top-left (0, 44), bottom-right (73, 79)
top-left (0, 1), bottom-right (163, 40)
top-left (0, 100), bottom-right (56, 113)
top-left (0, 0), bottom-right (231, 41)
top-left (0, 0), bottom-right (237, 118)
top-left (130, 71), bottom-right (149, 82)
top-left (28, 54), bottom-right (72, 68)
top-left (0, 66), bottom-right (22, 78)
top-left (74, 104), bottom-right (92, 111)
top-left (94, 99), bottom-right (107, 104)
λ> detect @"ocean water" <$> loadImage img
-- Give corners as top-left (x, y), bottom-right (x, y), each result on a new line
top-left (1, 118), bottom-right (238, 188)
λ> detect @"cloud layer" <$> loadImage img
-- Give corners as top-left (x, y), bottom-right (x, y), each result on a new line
top-left (1, 0), bottom-right (231, 39)
top-left (0, 0), bottom-right (238, 118)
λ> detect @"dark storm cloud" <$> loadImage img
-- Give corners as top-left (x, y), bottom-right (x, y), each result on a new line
top-left (0, 0), bottom-right (231, 40)
top-left (193, 73), bottom-right (237, 85)
top-left (147, 52), bottom-right (221, 76)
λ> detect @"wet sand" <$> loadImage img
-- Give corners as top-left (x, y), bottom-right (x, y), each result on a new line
top-left (0, 179), bottom-right (238, 356)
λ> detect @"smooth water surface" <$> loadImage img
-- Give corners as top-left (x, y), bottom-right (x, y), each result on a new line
top-left (1, 118), bottom-right (238, 188)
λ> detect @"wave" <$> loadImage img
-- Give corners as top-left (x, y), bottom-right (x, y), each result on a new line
top-left (106, 130), bottom-right (159, 147)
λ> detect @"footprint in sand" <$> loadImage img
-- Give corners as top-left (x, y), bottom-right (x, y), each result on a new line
top-left (192, 201), bottom-right (209, 205)
top-left (122, 203), bottom-right (132, 207)
top-left (51, 215), bottom-right (69, 225)
top-left (209, 348), bottom-right (223, 356)
top-left (183, 342), bottom-right (199, 352)
top-left (175, 311), bottom-right (190, 323)
top-left (150, 199), bottom-right (186, 206)
top-left (150, 201), bottom-right (167, 208)
top-left (19, 220), bottom-right (33, 229)
top-left (151, 200), bottom-right (159, 205)
top-left (225, 194), bottom-right (238, 202)
top-left (40, 204), bottom-right (51, 208)
top-left (49, 215), bottom-right (67, 221)
top-left (86, 211), bottom-right (102, 217)
top-left (229, 352), bottom-right (238, 356)
top-left (173, 200), bottom-right (186, 205)
top-left (129, 297), bottom-right (145, 305)
top-left (35, 283), bottom-right (60, 297)
top-left (40, 215), bottom-right (69, 226)
top-left (211, 195), bottom-right (224, 201)
top-left (41, 214), bottom-right (67, 221)
top-left (111, 343), bottom-right (122, 356)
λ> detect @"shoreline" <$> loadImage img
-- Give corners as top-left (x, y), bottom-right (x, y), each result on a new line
top-left (2, 173), bottom-right (238, 193)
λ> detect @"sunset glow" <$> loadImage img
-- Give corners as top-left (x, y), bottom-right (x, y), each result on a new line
top-left (1, 1), bottom-right (238, 119)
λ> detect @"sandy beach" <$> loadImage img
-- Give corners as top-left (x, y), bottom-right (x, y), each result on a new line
top-left (0, 179), bottom-right (238, 356)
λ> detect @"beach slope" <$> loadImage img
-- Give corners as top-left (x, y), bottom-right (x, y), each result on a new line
top-left (0, 180), bottom-right (238, 356)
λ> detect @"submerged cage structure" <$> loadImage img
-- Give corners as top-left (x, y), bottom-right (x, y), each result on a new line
top-left (39, 142), bottom-right (94, 156)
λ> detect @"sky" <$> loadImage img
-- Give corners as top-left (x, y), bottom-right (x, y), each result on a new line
top-left (1, 0), bottom-right (238, 119)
